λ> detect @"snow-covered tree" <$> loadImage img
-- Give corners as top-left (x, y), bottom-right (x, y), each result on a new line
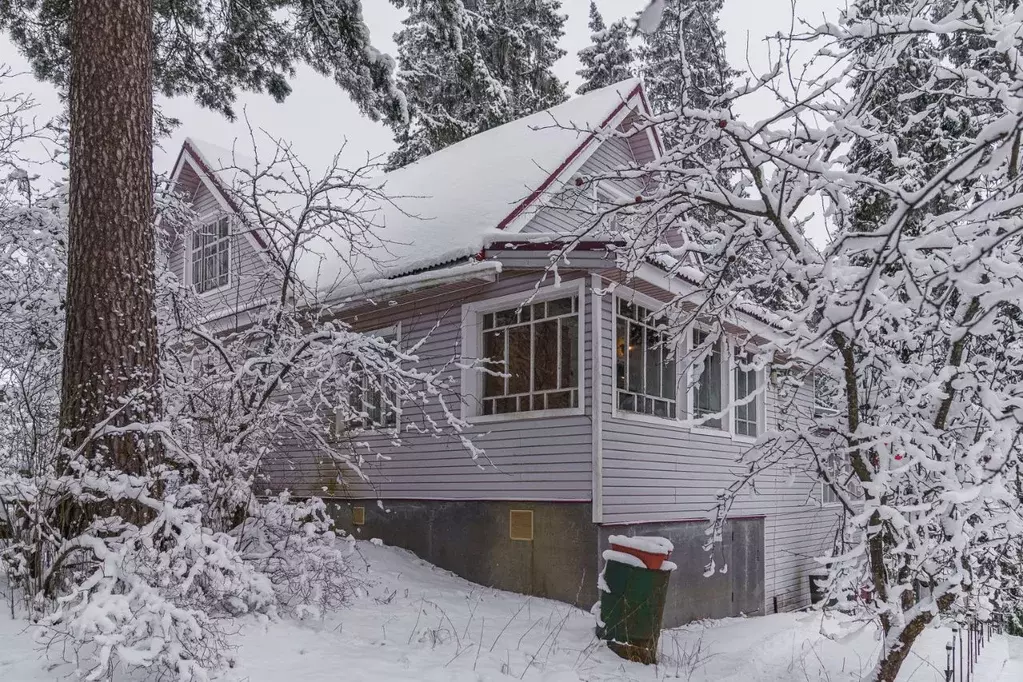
top-left (0, 109), bottom-right (484, 678)
top-left (576, 2), bottom-right (634, 95)
top-left (387, 0), bottom-right (568, 169)
top-left (637, 0), bottom-right (738, 115)
top-left (0, 0), bottom-right (405, 124)
top-left (559, 2), bottom-right (1023, 680)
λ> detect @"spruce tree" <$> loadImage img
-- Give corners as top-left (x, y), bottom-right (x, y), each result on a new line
top-left (0, 1), bottom-right (407, 124)
top-left (576, 1), bottom-right (635, 95)
top-left (388, 0), bottom-right (568, 170)
top-left (637, 0), bottom-right (737, 114)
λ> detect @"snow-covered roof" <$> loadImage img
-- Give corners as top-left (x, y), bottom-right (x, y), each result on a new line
top-left (176, 78), bottom-right (647, 296)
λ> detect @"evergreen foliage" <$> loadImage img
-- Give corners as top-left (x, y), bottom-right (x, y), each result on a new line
top-left (387, 0), bottom-right (568, 170)
top-left (0, 0), bottom-right (407, 125)
top-left (576, 2), bottom-right (634, 95)
top-left (637, 0), bottom-right (737, 114)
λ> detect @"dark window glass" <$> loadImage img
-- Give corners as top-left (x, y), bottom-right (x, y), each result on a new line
top-left (479, 296), bottom-right (579, 414)
top-left (615, 300), bottom-right (677, 418)
top-left (692, 330), bottom-right (722, 429)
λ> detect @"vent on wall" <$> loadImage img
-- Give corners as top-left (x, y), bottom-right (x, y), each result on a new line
top-left (352, 505), bottom-right (366, 526)
top-left (509, 509), bottom-right (534, 541)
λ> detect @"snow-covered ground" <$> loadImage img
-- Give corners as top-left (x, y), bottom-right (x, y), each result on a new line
top-left (2, 539), bottom-right (1021, 681)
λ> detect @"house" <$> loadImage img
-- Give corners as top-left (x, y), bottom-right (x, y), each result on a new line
top-left (165, 79), bottom-right (844, 626)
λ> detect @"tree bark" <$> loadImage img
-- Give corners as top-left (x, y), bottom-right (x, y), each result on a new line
top-left (60, 0), bottom-right (161, 486)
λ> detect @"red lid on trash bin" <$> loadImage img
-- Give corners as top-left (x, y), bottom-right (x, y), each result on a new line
top-left (608, 535), bottom-right (673, 570)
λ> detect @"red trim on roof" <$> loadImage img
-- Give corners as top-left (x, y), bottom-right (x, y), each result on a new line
top-left (496, 83), bottom-right (646, 231)
top-left (179, 140), bottom-right (269, 249)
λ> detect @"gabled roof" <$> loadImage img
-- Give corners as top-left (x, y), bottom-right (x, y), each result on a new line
top-left (171, 78), bottom-right (652, 297)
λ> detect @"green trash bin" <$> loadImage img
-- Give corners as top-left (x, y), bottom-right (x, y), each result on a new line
top-left (597, 556), bottom-right (673, 664)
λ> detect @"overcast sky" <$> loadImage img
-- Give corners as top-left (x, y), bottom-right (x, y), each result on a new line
top-left (0, 0), bottom-right (847, 178)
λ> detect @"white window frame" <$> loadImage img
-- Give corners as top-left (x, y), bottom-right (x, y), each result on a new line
top-left (686, 326), bottom-right (730, 437)
top-left (187, 214), bottom-right (232, 295)
top-left (460, 281), bottom-right (586, 423)
top-left (610, 287), bottom-right (684, 429)
top-left (730, 344), bottom-right (767, 443)
top-left (684, 327), bottom-right (768, 443)
top-left (337, 323), bottom-right (402, 434)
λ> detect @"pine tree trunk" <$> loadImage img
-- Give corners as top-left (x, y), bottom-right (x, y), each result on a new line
top-left (60, 0), bottom-right (161, 491)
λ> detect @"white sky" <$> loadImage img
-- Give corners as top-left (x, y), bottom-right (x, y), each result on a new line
top-left (0, 0), bottom-right (846, 177)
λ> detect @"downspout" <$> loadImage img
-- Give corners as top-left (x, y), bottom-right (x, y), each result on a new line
top-left (590, 273), bottom-right (604, 524)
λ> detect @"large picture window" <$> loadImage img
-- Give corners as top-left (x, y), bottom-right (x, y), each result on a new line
top-left (733, 349), bottom-right (760, 437)
top-left (691, 329), bottom-right (724, 429)
top-left (192, 216), bottom-right (230, 293)
top-left (615, 299), bottom-right (676, 418)
top-left (480, 296), bottom-right (579, 415)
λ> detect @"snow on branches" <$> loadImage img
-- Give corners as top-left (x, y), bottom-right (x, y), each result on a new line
top-left (562, 2), bottom-right (1023, 681)
top-left (0, 114), bottom-right (483, 678)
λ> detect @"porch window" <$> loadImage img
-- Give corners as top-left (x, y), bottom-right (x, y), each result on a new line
top-left (733, 349), bottom-right (760, 437)
top-left (615, 299), bottom-right (676, 417)
top-left (691, 329), bottom-right (723, 429)
top-left (191, 216), bottom-right (230, 293)
top-left (346, 330), bottom-right (399, 430)
top-left (480, 296), bottom-right (579, 415)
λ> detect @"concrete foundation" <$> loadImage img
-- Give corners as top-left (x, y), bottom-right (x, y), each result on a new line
top-left (599, 517), bottom-right (765, 628)
top-left (329, 499), bottom-right (598, 608)
top-left (329, 499), bottom-right (766, 628)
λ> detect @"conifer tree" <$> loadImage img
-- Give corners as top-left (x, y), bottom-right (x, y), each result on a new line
top-left (576, 1), bottom-right (634, 95)
top-left (637, 0), bottom-right (737, 115)
top-left (388, 0), bottom-right (568, 170)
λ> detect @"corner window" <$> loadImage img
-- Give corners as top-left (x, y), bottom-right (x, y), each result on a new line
top-left (733, 350), bottom-right (760, 437)
top-left (615, 299), bottom-right (676, 418)
top-left (691, 330), bottom-right (723, 429)
top-left (480, 296), bottom-right (579, 415)
top-left (191, 216), bottom-right (230, 293)
top-left (345, 329), bottom-right (399, 430)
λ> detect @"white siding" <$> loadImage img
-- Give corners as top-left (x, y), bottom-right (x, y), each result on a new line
top-left (262, 272), bottom-right (595, 502)
top-left (168, 160), bottom-right (279, 323)
top-left (594, 286), bottom-right (843, 612)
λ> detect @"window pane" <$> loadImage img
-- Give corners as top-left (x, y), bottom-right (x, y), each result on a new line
top-left (693, 332), bottom-right (722, 428)
top-left (616, 317), bottom-right (627, 389)
top-left (494, 397), bottom-right (517, 414)
top-left (533, 319), bottom-right (558, 391)
top-left (618, 392), bottom-right (635, 412)
top-left (547, 297), bottom-right (573, 317)
top-left (627, 322), bottom-right (644, 393)
top-left (483, 330), bottom-right (505, 398)
top-left (645, 328), bottom-right (661, 398)
top-left (507, 325), bottom-right (530, 394)
top-left (495, 309), bottom-right (517, 327)
top-left (547, 391), bottom-right (571, 409)
top-left (662, 357), bottom-right (676, 401)
top-left (560, 316), bottom-right (578, 389)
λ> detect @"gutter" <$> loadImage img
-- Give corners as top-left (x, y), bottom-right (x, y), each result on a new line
top-left (318, 260), bottom-right (503, 310)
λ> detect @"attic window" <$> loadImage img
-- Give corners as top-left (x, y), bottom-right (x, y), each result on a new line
top-left (191, 216), bottom-right (230, 294)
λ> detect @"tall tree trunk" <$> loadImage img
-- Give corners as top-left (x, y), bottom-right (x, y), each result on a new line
top-left (60, 0), bottom-right (161, 499)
